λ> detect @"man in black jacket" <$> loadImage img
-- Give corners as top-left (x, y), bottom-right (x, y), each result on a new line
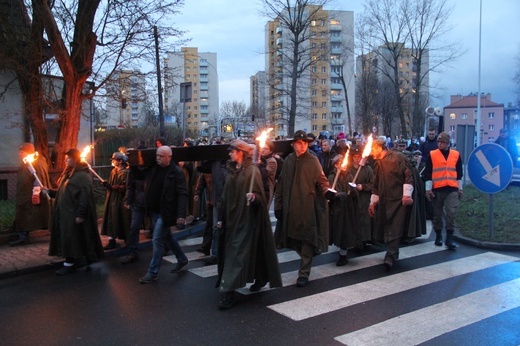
top-left (139, 146), bottom-right (189, 283)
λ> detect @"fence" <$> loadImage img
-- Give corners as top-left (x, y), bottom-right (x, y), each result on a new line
top-left (0, 165), bottom-right (113, 234)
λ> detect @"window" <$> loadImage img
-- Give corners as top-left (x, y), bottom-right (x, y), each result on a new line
top-left (312, 113), bottom-right (317, 120)
top-left (312, 125), bottom-right (317, 131)
top-left (488, 137), bottom-right (495, 142)
top-left (488, 112), bottom-right (495, 119)
top-left (312, 102), bottom-right (317, 107)
top-left (312, 43), bottom-right (317, 49)
top-left (322, 125), bottom-right (327, 131)
top-left (450, 113), bottom-right (456, 119)
top-left (186, 75), bottom-right (190, 79)
top-left (322, 90), bottom-right (327, 97)
top-left (311, 20), bottom-right (317, 27)
top-left (312, 66), bottom-right (317, 73)
top-left (450, 126), bottom-right (455, 131)
top-left (489, 124), bottom-right (494, 131)
top-left (322, 113), bottom-right (327, 120)
top-left (321, 67), bottom-right (327, 73)
top-left (312, 90), bottom-right (317, 96)
top-left (321, 79), bottom-right (327, 85)
top-left (312, 79), bottom-right (317, 85)
top-left (321, 101), bottom-right (327, 108)
top-left (461, 113), bottom-right (467, 119)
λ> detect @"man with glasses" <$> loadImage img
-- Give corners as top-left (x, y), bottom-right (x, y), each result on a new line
top-left (423, 132), bottom-right (463, 249)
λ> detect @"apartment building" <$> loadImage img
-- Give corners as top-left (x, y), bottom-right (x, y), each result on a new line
top-left (104, 70), bottom-right (146, 129)
top-left (164, 48), bottom-right (219, 138)
top-left (265, 6), bottom-right (354, 138)
top-left (444, 93), bottom-right (504, 146)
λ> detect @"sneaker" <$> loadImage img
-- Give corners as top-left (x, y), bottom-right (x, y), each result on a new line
top-left (139, 272), bottom-right (157, 283)
top-left (120, 253), bottom-right (139, 265)
top-left (170, 260), bottom-right (189, 273)
top-left (218, 291), bottom-right (235, 309)
top-left (296, 277), bottom-right (309, 287)
top-left (56, 265), bottom-right (76, 276)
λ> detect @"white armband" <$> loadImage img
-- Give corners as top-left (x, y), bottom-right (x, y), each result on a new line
top-left (425, 180), bottom-right (432, 191)
top-left (403, 184), bottom-right (414, 197)
top-left (370, 194), bottom-right (379, 205)
top-left (32, 186), bottom-right (41, 196)
top-left (458, 180), bottom-right (463, 190)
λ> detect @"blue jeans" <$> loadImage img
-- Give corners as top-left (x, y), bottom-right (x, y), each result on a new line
top-left (147, 213), bottom-right (187, 275)
top-left (128, 206), bottom-right (145, 254)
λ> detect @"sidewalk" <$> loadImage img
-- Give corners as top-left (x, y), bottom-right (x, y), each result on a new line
top-left (0, 222), bottom-right (205, 280)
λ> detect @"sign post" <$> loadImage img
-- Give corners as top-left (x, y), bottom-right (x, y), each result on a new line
top-left (467, 143), bottom-right (514, 238)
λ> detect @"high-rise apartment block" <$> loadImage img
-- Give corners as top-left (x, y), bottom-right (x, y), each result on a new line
top-left (164, 48), bottom-right (219, 138)
top-left (264, 6), bottom-right (354, 137)
top-left (104, 70), bottom-right (146, 129)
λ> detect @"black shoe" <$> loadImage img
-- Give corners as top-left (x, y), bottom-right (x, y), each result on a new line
top-left (249, 280), bottom-right (266, 292)
top-left (434, 232), bottom-right (443, 246)
top-left (103, 239), bottom-right (117, 251)
top-left (445, 232), bottom-right (458, 250)
top-left (296, 277), bottom-right (309, 287)
top-left (139, 272), bottom-right (157, 283)
top-left (203, 256), bottom-right (218, 265)
top-left (56, 265), bottom-right (76, 276)
top-left (195, 247), bottom-right (210, 256)
top-left (384, 257), bottom-right (394, 271)
top-left (120, 253), bottom-right (139, 264)
top-left (218, 291), bottom-right (235, 310)
top-left (170, 260), bottom-right (189, 273)
top-left (336, 255), bottom-right (349, 266)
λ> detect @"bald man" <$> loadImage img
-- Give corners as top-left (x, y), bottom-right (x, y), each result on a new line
top-left (139, 146), bottom-right (189, 283)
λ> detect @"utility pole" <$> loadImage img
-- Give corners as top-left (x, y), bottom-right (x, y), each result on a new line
top-left (154, 26), bottom-right (165, 137)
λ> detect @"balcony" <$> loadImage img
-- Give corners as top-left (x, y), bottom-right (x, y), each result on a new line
top-left (330, 83), bottom-right (343, 90)
top-left (330, 36), bottom-right (342, 43)
top-left (331, 106), bottom-right (343, 113)
top-left (199, 84), bottom-right (208, 91)
top-left (199, 60), bottom-right (208, 67)
top-left (330, 94), bottom-right (343, 102)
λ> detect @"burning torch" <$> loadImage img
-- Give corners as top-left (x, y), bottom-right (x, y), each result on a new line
top-left (23, 152), bottom-right (51, 200)
top-left (247, 128), bottom-right (273, 206)
top-left (349, 135), bottom-right (373, 189)
top-left (331, 148), bottom-right (350, 192)
top-left (80, 145), bottom-right (105, 182)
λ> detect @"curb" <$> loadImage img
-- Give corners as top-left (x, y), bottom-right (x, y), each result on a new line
top-left (454, 230), bottom-right (520, 252)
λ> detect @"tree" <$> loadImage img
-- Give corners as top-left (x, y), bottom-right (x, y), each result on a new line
top-left (261, 0), bottom-right (331, 136)
top-left (220, 100), bottom-right (247, 137)
top-left (514, 45), bottom-right (520, 105)
top-left (4, 0), bottom-right (186, 169)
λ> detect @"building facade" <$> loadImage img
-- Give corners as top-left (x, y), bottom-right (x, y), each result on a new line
top-left (443, 93), bottom-right (504, 146)
top-left (103, 70), bottom-right (146, 129)
top-left (164, 48), bottom-right (219, 138)
top-left (265, 6), bottom-right (354, 138)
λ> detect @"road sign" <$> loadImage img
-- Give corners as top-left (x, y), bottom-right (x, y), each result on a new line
top-left (467, 143), bottom-right (513, 194)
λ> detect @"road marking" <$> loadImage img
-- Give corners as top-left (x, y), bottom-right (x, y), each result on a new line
top-left (267, 252), bottom-right (518, 320)
top-left (335, 277), bottom-right (520, 345)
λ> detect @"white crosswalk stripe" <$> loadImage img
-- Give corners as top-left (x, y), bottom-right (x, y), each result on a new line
top-left (335, 278), bottom-right (520, 346)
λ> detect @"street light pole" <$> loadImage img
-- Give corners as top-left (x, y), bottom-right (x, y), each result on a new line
top-left (154, 26), bottom-right (165, 137)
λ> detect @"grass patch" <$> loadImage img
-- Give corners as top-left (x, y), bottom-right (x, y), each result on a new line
top-left (457, 183), bottom-right (520, 243)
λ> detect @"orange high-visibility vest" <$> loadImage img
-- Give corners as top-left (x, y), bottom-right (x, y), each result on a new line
top-left (431, 149), bottom-right (459, 189)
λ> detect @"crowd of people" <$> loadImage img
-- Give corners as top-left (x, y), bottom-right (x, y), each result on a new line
top-left (12, 126), bottom-right (474, 309)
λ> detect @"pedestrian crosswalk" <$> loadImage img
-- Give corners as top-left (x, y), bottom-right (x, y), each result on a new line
top-left (164, 219), bottom-right (520, 344)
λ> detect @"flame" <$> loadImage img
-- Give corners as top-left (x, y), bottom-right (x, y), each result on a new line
top-left (340, 149), bottom-right (350, 169)
top-left (80, 145), bottom-right (93, 161)
top-left (256, 128), bottom-right (273, 148)
top-left (23, 152), bottom-right (38, 164)
top-left (362, 136), bottom-right (373, 158)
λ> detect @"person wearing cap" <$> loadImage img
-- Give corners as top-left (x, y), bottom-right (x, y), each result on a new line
top-left (332, 132), bottom-right (348, 156)
top-left (11, 143), bottom-right (52, 246)
top-left (48, 149), bottom-right (104, 275)
top-left (139, 146), bottom-right (189, 283)
top-left (274, 130), bottom-right (335, 287)
top-left (215, 140), bottom-right (282, 309)
top-left (327, 154), bottom-right (357, 266)
top-left (423, 131), bottom-right (463, 249)
top-left (495, 128), bottom-right (518, 167)
top-left (307, 132), bottom-right (321, 155)
top-left (100, 152), bottom-right (131, 250)
top-left (346, 145), bottom-right (374, 252)
top-left (368, 138), bottom-right (415, 270)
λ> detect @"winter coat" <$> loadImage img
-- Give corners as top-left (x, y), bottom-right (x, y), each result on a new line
top-left (48, 162), bottom-right (104, 262)
top-left (216, 157), bottom-right (282, 292)
top-left (274, 150), bottom-right (330, 253)
top-left (101, 167), bottom-right (131, 240)
top-left (14, 157), bottom-right (51, 232)
top-left (347, 164), bottom-right (374, 244)
top-left (327, 169), bottom-right (357, 250)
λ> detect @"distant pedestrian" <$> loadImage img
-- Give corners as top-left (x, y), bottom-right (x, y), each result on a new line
top-left (495, 128), bottom-right (518, 167)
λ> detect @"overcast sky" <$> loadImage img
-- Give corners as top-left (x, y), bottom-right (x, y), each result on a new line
top-left (171, 0), bottom-right (520, 109)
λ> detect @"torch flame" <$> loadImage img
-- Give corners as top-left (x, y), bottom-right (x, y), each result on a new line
top-left (23, 152), bottom-right (38, 164)
top-left (362, 136), bottom-right (373, 158)
top-left (80, 145), bottom-right (93, 161)
top-left (340, 149), bottom-right (350, 169)
top-left (256, 128), bottom-right (273, 148)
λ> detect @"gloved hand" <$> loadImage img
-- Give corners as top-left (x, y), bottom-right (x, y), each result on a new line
top-left (102, 181), bottom-right (111, 190)
top-left (402, 196), bottom-right (414, 206)
top-left (425, 190), bottom-right (435, 201)
top-left (324, 188), bottom-right (337, 201)
top-left (246, 193), bottom-right (255, 203)
top-left (274, 209), bottom-right (283, 220)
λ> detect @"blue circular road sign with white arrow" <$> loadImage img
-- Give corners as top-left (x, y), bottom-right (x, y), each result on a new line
top-left (467, 143), bottom-right (513, 194)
